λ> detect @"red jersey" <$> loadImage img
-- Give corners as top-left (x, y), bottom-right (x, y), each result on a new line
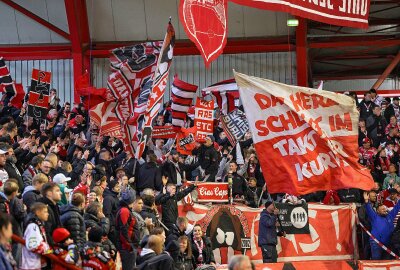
top-left (359, 146), bottom-right (377, 169)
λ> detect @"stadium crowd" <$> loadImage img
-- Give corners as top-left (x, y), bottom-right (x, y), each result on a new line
top-left (0, 87), bottom-right (398, 269)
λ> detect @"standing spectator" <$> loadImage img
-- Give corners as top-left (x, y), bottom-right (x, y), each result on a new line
top-left (72, 171), bottom-right (91, 201)
top-left (191, 224), bottom-right (215, 267)
top-left (116, 190), bottom-right (139, 270)
top-left (0, 148), bottom-right (8, 187)
top-left (176, 235), bottom-right (196, 270)
top-left (22, 173), bottom-right (48, 211)
top-left (156, 181), bottom-right (197, 231)
top-left (20, 202), bottom-right (50, 270)
top-left (38, 182), bottom-right (62, 246)
top-left (384, 97), bottom-right (400, 123)
top-left (137, 153), bottom-right (162, 193)
top-left (245, 177), bottom-right (263, 208)
top-left (3, 144), bottom-right (23, 192)
top-left (137, 235), bottom-right (163, 268)
top-left (22, 156), bottom-right (43, 189)
top-left (103, 180), bottom-right (120, 243)
top-left (52, 173), bottom-right (71, 206)
top-left (140, 193), bottom-right (159, 227)
top-left (367, 106), bottom-right (387, 148)
top-left (370, 89), bottom-right (383, 107)
top-left (383, 164), bottom-right (400, 190)
top-left (60, 192), bottom-right (86, 250)
top-left (258, 201), bottom-right (285, 263)
top-left (162, 149), bottom-right (184, 185)
top-left (193, 135), bottom-right (219, 182)
top-left (225, 161), bottom-right (247, 198)
top-left (131, 196), bottom-right (153, 243)
top-left (364, 192), bottom-right (400, 259)
top-left (39, 160), bottom-right (53, 179)
top-left (0, 213), bottom-right (16, 270)
top-left (166, 217), bottom-right (189, 246)
top-left (359, 92), bottom-right (376, 120)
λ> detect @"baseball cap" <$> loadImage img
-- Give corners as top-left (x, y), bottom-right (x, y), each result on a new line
top-left (53, 173), bottom-right (71, 184)
top-left (0, 149), bottom-right (6, 155)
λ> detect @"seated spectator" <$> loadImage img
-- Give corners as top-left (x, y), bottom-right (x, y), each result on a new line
top-left (60, 192), bottom-right (86, 250)
top-left (383, 164), bottom-right (400, 190)
top-left (22, 173), bottom-right (48, 211)
top-left (21, 202), bottom-right (50, 270)
top-left (0, 213), bottom-right (16, 270)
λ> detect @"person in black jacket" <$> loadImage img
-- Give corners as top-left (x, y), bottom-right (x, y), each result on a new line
top-left (384, 97), bottom-right (400, 123)
top-left (225, 161), bottom-right (247, 198)
top-left (366, 106), bottom-right (387, 148)
top-left (245, 177), bottom-right (263, 208)
top-left (192, 135), bottom-right (219, 182)
top-left (137, 154), bottom-right (163, 193)
top-left (156, 180), bottom-right (197, 232)
top-left (191, 224), bottom-right (215, 266)
top-left (165, 217), bottom-right (189, 247)
top-left (140, 193), bottom-right (160, 227)
top-left (103, 180), bottom-right (120, 244)
top-left (60, 192), bottom-right (86, 250)
top-left (2, 144), bottom-right (23, 193)
top-left (162, 149), bottom-right (185, 185)
top-left (22, 173), bottom-right (48, 212)
top-left (359, 92), bottom-right (376, 120)
top-left (38, 182), bottom-right (62, 247)
top-left (176, 235), bottom-right (196, 270)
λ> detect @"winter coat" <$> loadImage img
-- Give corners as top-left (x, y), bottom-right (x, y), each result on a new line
top-left (84, 212), bottom-right (110, 236)
top-left (22, 166), bottom-right (38, 188)
top-left (60, 204), bottom-right (86, 249)
top-left (138, 253), bottom-right (174, 270)
top-left (245, 186), bottom-right (263, 208)
top-left (258, 209), bottom-right (278, 246)
top-left (4, 161), bottom-right (23, 192)
top-left (0, 245), bottom-right (14, 270)
top-left (37, 196), bottom-right (62, 247)
top-left (366, 114), bottom-right (387, 148)
top-left (175, 252), bottom-right (196, 270)
top-left (9, 196), bottom-right (26, 237)
top-left (22, 186), bottom-right (42, 211)
top-left (191, 236), bottom-right (215, 265)
top-left (140, 205), bottom-right (159, 226)
top-left (193, 144), bottom-right (219, 179)
top-left (137, 248), bottom-right (156, 265)
top-left (162, 161), bottom-right (185, 185)
top-left (156, 185), bottom-right (196, 227)
top-left (103, 188), bottom-right (119, 230)
top-left (136, 162), bottom-right (162, 192)
top-left (165, 224), bottom-right (186, 247)
top-left (366, 201), bottom-right (400, 245)
top-left (115, 202), bottom-right (139, 251)
top-left (224, 172), bottom-right (247, 197)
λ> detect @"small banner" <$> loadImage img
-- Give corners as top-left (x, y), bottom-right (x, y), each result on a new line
top-left (193, 182), bottom-right (229, 203)
top-left (220, 109), bottom-right (249, 146)
top-left (152, 125), bottom-right (176, 139)
top-left (28, 69), bottom-right (51, 119)
top-left (234, 72), bottom-right (374, 195)
top-left (194, 98), bottom-right (214, 141)
top-left (275, 203), bottom-right (310, 234)
top-left (176, 126), bottom-right (197, 156)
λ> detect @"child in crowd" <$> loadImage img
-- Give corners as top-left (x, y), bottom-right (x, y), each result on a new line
top-left (52, 227), bottom-right (80, 269)
top-left (20, 202), bottom-right (51, 270)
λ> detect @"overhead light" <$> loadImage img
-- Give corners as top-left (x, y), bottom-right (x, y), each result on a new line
top-left (287, 19), bottom-right (299, 27)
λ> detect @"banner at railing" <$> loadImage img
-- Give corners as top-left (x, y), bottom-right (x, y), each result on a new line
top-left (193, 182), bottom-right (229, 203)
top-left (179, 203), bottom-right (357, 264)
top-left (358, 260), bottom-right (400, 270)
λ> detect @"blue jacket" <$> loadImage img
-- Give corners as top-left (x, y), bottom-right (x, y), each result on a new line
top-left (366, 201), bottom-right (400, 244)
top-left (0, 245), bottom-right (13, 270)
top-left (258, 209), bottom-right (277, 246)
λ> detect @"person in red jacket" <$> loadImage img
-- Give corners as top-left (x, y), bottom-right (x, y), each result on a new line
top-left (322, 190), bottom-right (340, 205)
top-left (115, 190), bottom-right (138, 270)
top-left (52, 227), bottom-right (79, 270)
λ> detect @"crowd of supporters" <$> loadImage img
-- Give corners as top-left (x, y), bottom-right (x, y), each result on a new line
top-left (0, 87), bottom-right (398, 269)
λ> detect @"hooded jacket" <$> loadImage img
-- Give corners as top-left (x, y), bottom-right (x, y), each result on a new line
top-left (103, 188), bottom-right (119, 229)
top-left (22, 186), bottom-right (42, 210)
top-left (60, 204), bottom-right (86, 249)
top-left (258, 208), bottom-right (278, 246)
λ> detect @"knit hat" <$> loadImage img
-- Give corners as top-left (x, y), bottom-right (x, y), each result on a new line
top-left (52, 228), bottom-right (71, 244)
top-left (121, 190), bottom-right (136, 205)
top-left (264, 201), bottom-right (274, 208)
top-left (88, 226), bottom-right (103, 243)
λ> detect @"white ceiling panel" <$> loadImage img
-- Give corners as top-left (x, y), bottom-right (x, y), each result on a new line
top-left (243, 7), bottom-right (279, 37)
top-left (87, 0), bottom-right (116, 41)
top-left (0, 3), bottom-right (19, 44)
top-left (45, 0), bottom-right (69, 43)
top-left (111, 0), bottom-right (147, 41)
top-left (227, 2), bottom-right (245, 37)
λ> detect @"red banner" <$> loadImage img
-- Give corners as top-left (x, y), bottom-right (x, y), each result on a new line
top-left (234, 72), bottom-right (374, 195)
top-left (179, 203), bottom-right (357, 264)
top-left (152, 125), bottom-right (176, 139)
top-left (230, 0), bottom-right (369, 29)
top-left (193, 182), bottom-right (229, 203)
top-left (216, 261), bottom-right (355, 270)
top-left (194, 98), bottom-right (214, 142)
top-left (176, 126), bottom-right (197, 156)
top-left (179, 0), bottom-right (228, 67)
top-left (358, 261), bottom-right (400, 270)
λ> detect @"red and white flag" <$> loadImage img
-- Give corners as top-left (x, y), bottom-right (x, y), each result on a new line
top-left (171, 75), bottom-right (198, 130)
top-left (89, 101), bottom-right (122, 139)
top-left (202, 79), bottom-right (239, 115)
top-left (234, 72), bottom-right (374, 195)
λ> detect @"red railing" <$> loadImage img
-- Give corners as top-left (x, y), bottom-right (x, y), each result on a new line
top-left (12, 234), bottom-right (81, 270)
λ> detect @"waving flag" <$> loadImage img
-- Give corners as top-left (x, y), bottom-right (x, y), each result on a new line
top-left (234, 72), bottom-right (374, 195)
top-left (202, 79), bottom-right (239, 115)
top-left (171, 75), bottom-right (198, 130)
top-left (136, 21), bottom-right (175, 159)
top-left (0, 57), bottom-right (16, 105)
top-left (89, 101), bottom-right (122, 139)
top-left (28, 69), bottom-right (51, 120)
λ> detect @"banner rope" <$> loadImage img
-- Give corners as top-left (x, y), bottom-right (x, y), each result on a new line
top-left (358, 221), bottom-right (400, 259)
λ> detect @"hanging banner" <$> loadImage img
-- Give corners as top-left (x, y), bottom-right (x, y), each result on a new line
top-left (179, 0), bottom-right (228, 67)
top-left (234, 72), bottom-right (374, 195)
top-left (230, 0), bottom-right (369, 29)
top-left (275, 203), bottom-right (310, 234)
top-left (152, 125), bottom-right (176, 139)
top-left (28, 69), bottom-right (51, 119)
top-left (220, 109), bottom-right (249, 146)
top-left (176, 126), bottom-right (198, 156)
top-left (192, 182), bottom-right (229, 203)
top-left (179, 203), bottom-right (357, 264)
top-left (194, 98), bottom-right (214, 141)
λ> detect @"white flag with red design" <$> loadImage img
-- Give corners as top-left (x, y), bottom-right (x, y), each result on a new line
top-left (234, 71), bottom-right (374, 195)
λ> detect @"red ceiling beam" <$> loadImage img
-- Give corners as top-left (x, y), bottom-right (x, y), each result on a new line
top-left (309, 38), bottom-right (400, 48)
top-left (296, 18), bottom-right (308, 87)
top-left (0, 51), bottom-right (71, 61)
top-left (0, 0), bottom-right (70, 41)
top-left (372, 50), bottom-right (400, 90)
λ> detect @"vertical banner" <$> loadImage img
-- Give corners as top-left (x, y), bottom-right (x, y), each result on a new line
top-left (28, 69), bottom-right (51, 119)
top-left (194, 98), bottom-right (214, 141)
